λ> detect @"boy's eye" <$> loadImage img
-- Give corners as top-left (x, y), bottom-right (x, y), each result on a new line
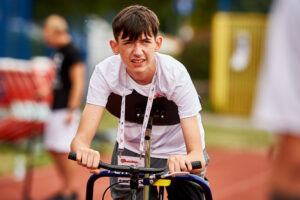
top-left (123, 41), bottom-right (132, 45)
top-left (142, 39), bottom-right (151, 43)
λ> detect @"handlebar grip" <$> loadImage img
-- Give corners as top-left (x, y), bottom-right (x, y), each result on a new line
top-left (68, 152), bottom-right (77, 161)
top-left (191, 161), bottom-right (202, 169)
top-left (68, 152), bottom-right (103, 169)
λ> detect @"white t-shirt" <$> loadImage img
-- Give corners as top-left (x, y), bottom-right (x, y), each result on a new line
top-left (252, 0), bottom-right (300, 134)
top-left (87, 52), bottom-right (205, 158)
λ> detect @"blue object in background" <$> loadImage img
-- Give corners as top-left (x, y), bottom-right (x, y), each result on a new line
top-left (173, 0), bottom-right (196, 17)
top-left (0, 0), bottom-right (32, 59)
top-left (217, 0), bottom-right (271, 13)
top-left (218, 0), bottom-right (231, 11)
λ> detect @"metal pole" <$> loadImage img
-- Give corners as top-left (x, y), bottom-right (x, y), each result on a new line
top-left (158, 186), bottom-right (164, 200)
top-left (143, 116), bottom-right (153, 200)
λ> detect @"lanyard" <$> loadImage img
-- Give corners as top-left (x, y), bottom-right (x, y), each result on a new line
top-left (117, 67), bottom-right (157, 154)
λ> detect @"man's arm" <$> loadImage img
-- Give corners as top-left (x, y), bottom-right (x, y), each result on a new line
top-left (167, 115), bottom-right (205, 174)
top-left (66, 62), bottom-right (85, 123)
top-left (68, 62), bottom-right (85, 110)
top-left (71, 103), bottom-right (105, 170)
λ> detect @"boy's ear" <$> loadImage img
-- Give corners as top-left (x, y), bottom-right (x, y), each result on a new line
top-left (155, 36), bottom-right (163, 52)
top-left (109, 40), bottom-right (119, 55)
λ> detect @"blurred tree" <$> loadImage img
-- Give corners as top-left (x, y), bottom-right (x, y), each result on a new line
top-left (190, 0), bottom-right (218, 28)
top-left (230, 0), bottom-right (272, 13)
top-left (33, 0), bottom-right (180, 34)
top-left (178, 34), bottom-right (210, 80)
top-left (33, 0), bottom-right (219, 81)
top-left (33, 0), bottom-right (220, 34)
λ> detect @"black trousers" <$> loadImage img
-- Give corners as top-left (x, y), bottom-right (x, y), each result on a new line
top-left (166, 179), bottom-right (204, 200)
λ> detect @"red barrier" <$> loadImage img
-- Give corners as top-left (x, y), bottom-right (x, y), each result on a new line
top-left (0, 57), bottom-right (55, 142)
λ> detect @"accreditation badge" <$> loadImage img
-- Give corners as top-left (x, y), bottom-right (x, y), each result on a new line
top-left (117, 155), bottom-right (145, 186)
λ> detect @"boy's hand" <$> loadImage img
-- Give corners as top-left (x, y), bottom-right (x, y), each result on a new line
top-left (167, 154), bottom-right (192, 174)
top-left (76, 147), bottom-right (100, 171)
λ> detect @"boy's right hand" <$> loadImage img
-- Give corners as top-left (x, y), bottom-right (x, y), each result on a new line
top-left (75, 147), bottom-right (101, 173)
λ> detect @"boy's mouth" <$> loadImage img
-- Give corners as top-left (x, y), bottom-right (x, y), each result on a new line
top-left (131, 59), bottom-right (145, 63)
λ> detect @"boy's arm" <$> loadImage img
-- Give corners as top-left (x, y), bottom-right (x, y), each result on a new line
top-left (71, 103), bottom-right (105, 170)
top-left (167, 115), bottom-right (206, 174)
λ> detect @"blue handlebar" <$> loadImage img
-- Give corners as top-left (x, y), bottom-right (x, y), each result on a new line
top-left (86, 170), bottom-right (213, 200)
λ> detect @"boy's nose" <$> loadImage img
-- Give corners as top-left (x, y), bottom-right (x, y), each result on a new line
top-left (132, 44), bottom-right (143, 56)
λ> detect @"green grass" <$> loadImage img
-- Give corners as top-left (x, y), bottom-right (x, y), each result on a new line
top-left (0, 151), bottom-right (16, 176)
top-left (0, 140), bottom-right (53, 176)
top-left (204, 124), bottom-right (275, 151)
top-left (98, 110), bottom-right (118, 130)
top-left (0, 111), bottom-right (118, 176)
top-left (0, 110), bottom-right (275, 176)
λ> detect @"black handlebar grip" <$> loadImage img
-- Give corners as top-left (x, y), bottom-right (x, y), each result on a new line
top-left (68, 152), bottom-right (77, 161)
top-left (68, 152), bottom-right (103, 169)
top-left (191, 161), bottom-right (202, 169)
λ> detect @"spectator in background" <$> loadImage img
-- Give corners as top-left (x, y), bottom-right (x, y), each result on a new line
top-left (42, 14), bottom-right (86, 200)
top-left (252, 0), bottom-right (300, 199)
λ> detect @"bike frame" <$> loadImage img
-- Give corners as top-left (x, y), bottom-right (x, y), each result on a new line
top-left (86, 169), bottom-right (213, 200)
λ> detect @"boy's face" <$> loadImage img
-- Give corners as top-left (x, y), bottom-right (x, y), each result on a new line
top-left (110, 32), bottom-right (162, 79)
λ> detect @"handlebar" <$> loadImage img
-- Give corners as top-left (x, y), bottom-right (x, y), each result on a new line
top-left (68, 152), bottom-right (165, 174)
top-left (68, 152), bottom-right (202, 174)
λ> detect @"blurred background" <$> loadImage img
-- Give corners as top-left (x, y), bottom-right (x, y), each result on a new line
top-left (0, 0), bottom-right (275, 200)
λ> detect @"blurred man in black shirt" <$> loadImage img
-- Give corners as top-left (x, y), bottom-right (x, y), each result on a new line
top-left (42, 14), bottom-right (85, 200)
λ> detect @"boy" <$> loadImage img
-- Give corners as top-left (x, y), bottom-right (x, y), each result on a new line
top-left (71, 5), bottom-right (209, 200)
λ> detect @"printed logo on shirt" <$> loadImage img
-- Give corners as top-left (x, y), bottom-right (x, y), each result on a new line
top-left (53, 53), bottom-right (64, 90)
top-left (154, 93), bottom-right (163, 98)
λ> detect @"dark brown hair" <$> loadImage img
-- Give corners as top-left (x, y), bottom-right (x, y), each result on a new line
top-left (112, 5), bottom-right (160, 41)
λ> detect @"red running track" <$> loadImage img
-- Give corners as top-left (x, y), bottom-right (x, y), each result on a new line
top-left (0, 149), bottom-right (271, 200)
